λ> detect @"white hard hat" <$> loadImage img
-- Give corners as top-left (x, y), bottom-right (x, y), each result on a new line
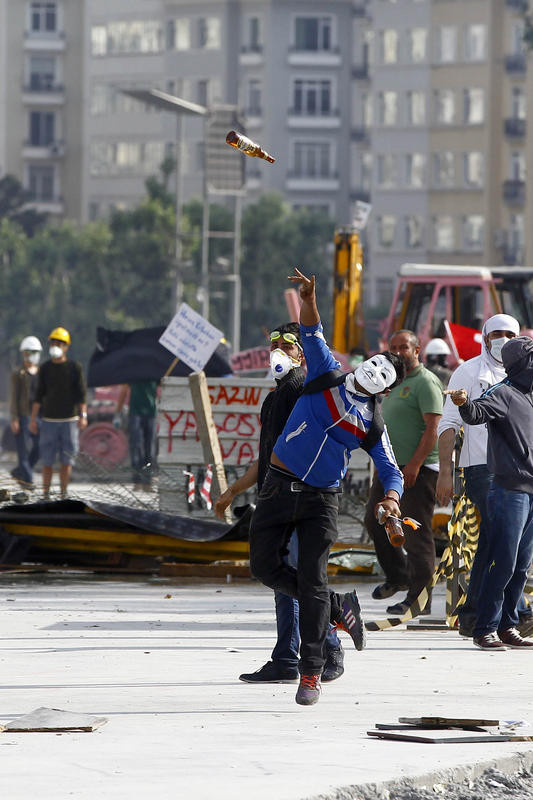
top-left (425, 338), bottom-right (451, 356)
top-left (19, 335), bottom-right (42, 352)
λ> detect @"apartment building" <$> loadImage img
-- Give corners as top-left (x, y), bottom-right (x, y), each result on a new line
top-left (0, 0), bottom-right (85, 219)
top-left (365, 0), bottom-right (530, 307)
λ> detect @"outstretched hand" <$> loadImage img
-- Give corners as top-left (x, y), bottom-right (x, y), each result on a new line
top-left (287, 268), bottom-right (315, 302)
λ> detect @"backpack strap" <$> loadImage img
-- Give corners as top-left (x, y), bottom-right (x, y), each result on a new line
top-left (301, 369), bottom-right (349, 395)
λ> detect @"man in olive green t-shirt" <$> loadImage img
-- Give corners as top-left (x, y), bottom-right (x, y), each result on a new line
top-left (364, 330), bottom-right (443, 616)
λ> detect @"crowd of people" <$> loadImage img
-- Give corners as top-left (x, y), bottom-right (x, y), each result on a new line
top-left (215, 272), bottom-right (533, 707)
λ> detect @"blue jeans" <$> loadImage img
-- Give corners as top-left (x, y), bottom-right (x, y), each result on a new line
top-left (460, 465), bottom-right (531, 628)
top-left (11, 416), bottom-right (39, 484)
top-left (129, 414), bottom-right (156, 485)
top-left (270, 531), bottom-right (341, 670)
top-left (39, 419), bottom-right (79, 466)
top-left (474, 481), bottom-right (533, 637)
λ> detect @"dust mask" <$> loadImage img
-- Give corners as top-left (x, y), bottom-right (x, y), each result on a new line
top-left (489, 337), bottom-right (509, 363)
top-left (27, 353), bottom-right (40, 365)
top-left (270, 348), bottom-right (297, 379)
top-left (49, 345), bottom-right (63, 359)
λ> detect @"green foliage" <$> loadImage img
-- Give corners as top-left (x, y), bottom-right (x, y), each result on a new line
top-left (0, 174), bottom-right (47, 236)
top-left (0, 171), bottom-right (335, 388)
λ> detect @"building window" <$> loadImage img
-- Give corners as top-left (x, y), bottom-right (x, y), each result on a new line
top-left (362, 92), bottom-right (373, 128)
top-left (28, 55), bottom-right (57, 90)
top-left (433, 152), bottom-right (455, 187)
top-left (464, 88), bottom-right (484, 125)
top-left (408, 28), bottom-right (427, 62)
top-left (434, 89), bottom-right (455, 125)
top-left (512, 86), bottom-right (526, 119)
top-left (465, 24), bottom-right (486, 61)
top-left (247, 80), bottom-right (262, 115)
top-left (198, 17), bottom-right (221, 49)
top-left (510, 151), bottom-right (526, 181)
top-left (437, 26), bottom-right (457, 63)
top-left (28, 164), bottom-right (55, 201)
top-left (511, 20), bottom-right (526, 55)
top-left (407, 90), bottom-right (425, 125)
top-left (378, 91), bottom-right (398, 125)
top-left (433, 216), bottom-right (455, 250)
top-left (29, 111), bottom-right (55, 146)
top-left (377, 154), bottom-right (397, 188)
top-left (293, 79), bottom-right (332, 115)
top-left (381, 29), bottom-right (398, 64)
top-left (406, 153), bottom-right (426, 188)
top-left (361, 152), bottom-right (373, 192)
top-left (91, 21), bottom-right (164, 55)
top-left (463, 152), bottom-right (484, 187)
top-left (294, 16), bottom-right (332, 52)
top-left (197, 80), bottom-right (208, 106)
top-left (89, 140), bottom-right (165, 176)
top-left (30, 2), bottom-right (57, 33)
top-left (244, 16), bottom-right (262, 51)
top-left (405, 215), bottom-right (424, 248)
top-left (463, 215), bottom-right (484, 250)
top-left (293, 141), bottom-right (331, 178)
top-left (377, 216), bottom-right (396, 248)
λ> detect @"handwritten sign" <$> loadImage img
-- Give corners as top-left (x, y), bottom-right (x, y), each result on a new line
top-left (159, 303), bottom-right (223, 372)
top-left (231, 346), bottom-right (270, 373)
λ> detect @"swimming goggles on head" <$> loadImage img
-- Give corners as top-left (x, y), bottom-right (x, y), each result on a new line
top-left (269, 331), bottom-right (303, 351)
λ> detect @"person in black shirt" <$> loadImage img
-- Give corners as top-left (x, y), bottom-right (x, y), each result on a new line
top-left (214, 322), bottom-right (344, 684)
top-left (30, 327), bottom-right (87, 500)
top-left (9, 335), bottom-right (42, 487)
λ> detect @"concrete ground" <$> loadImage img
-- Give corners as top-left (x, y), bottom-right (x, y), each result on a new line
top-left (1, 575), bottom-right (533, 800)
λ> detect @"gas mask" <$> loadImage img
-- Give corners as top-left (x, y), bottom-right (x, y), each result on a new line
top-left (349, 354), bottom-right (397, 395)
top-left (49, 345), bottom-right (63, 359)
top-left (26, 353), bottom-right (40, 366)
top-left (270, 348), bottom-right (298, 379)
top-left (489, 337), bottom-right (509, 363)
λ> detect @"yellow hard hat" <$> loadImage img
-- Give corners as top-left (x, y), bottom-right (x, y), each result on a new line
top-left (48, 327), bottom-right (71, 345)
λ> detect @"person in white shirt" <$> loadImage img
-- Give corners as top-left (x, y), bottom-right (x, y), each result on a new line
top-left (436, 313), bottom-right (533, 637)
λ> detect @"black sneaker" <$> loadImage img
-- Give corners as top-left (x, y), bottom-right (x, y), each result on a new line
top-left (295, 673), bottom-right (321, 705)
top-left (337, 591), bottom-right (366, 651)
top-left (385, 599), bottom-right (411, 616)
top-left (239, 661), bottom-right (299, 683)
top-left (321, 645), bottom-right (344, 683)
top-left (371, 582), bottom-right (408, 600)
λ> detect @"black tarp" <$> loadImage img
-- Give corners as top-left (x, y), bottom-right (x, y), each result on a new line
top-left (87, 326), bottom-right (232, 387)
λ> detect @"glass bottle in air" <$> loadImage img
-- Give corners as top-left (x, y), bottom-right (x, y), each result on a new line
top-left (226, 130), bottom-right (275, 163)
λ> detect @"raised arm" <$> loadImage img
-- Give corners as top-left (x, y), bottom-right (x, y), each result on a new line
top-left (288, 268), bottom-right (319, 327)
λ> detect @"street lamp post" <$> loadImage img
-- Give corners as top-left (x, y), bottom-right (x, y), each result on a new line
top-left (120, 89), bottom-right (207, 312)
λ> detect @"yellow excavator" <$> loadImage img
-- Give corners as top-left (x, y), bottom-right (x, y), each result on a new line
top-left (331, 228), bottom-right (367, 355)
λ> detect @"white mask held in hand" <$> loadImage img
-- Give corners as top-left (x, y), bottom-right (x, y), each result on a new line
top-left (49, 345), bottom-right (63, 359)
top-left (489, 337), bottom-right (509, 363)
top-left (351, 354), bottom-right (397, 395)
top-left (270, 348), bottom-right (297, 379)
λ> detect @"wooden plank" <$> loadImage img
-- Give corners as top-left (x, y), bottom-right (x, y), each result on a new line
top-left (399, 716), bottom-right (499, 727)
top-left (188, 371), bottom-right (231, 523)
top-left (367, 730), bottom-right (533, 744)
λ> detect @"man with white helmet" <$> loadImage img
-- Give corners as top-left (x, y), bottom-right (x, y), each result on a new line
top-left (9, 336), bottom-right (42, 486)
top-left (424, 338), bottom-right (452, 388)
top-left (29, 327), bottom-right (87, 500)
top-left (436, 313), bottom-right (533, 638)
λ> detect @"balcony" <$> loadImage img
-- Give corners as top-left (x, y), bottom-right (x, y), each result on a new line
top-left (22, 79), bottom-right (65, 105)
top-left (502, 245), bottom-right (524, 266)
top-left (352, 2), bottom-right (369, 17)
top-left (503, 179), bottom-right (525, 205)
top-left (352, 63), bottom-right (369, 80)
top-left (506, 0), bottom-right (528, 11)
top-left (23, 139), bottom-right (66, 159)
top-left (505, 53), bottom-right (527, 74)
top-left (287, 108), bottom-right (340, 129)
top-left (286, 171), bottom-right (340, 192)
top-left (504, 117), bottom-right (526, 137)
top-left (350, 190), bottom-right (371, 204)
top-left (288, 45), bottom-right (341, 67)
top-left (239, 44), bottom-right (263, 66)
top-left (26, 194), bottom-right (64, 215)
top-left (351, 127), bottom-right (370, 143)
top-left (24, 30), bottom-right (66, 52)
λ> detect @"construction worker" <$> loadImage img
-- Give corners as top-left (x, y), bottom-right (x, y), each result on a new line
top-left (10, 336), bottom-right (42, 487)
top-left (29, 327), bottom-right (87, 500)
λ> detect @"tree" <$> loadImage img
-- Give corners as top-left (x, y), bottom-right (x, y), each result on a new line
top-left (0, 174), bottom-right (47, 236)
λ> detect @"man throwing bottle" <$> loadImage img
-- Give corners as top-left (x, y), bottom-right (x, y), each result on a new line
top-left (249, 268), bottom-right (405, 706)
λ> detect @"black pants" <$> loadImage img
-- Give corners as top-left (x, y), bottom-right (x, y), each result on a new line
top-left (365, 467), bottom-right (437, 605)
top-left (249, 469), bottom-right (341, 675)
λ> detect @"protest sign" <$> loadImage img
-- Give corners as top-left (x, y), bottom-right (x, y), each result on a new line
top-left (159, 304), bottom-right (223, 372)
